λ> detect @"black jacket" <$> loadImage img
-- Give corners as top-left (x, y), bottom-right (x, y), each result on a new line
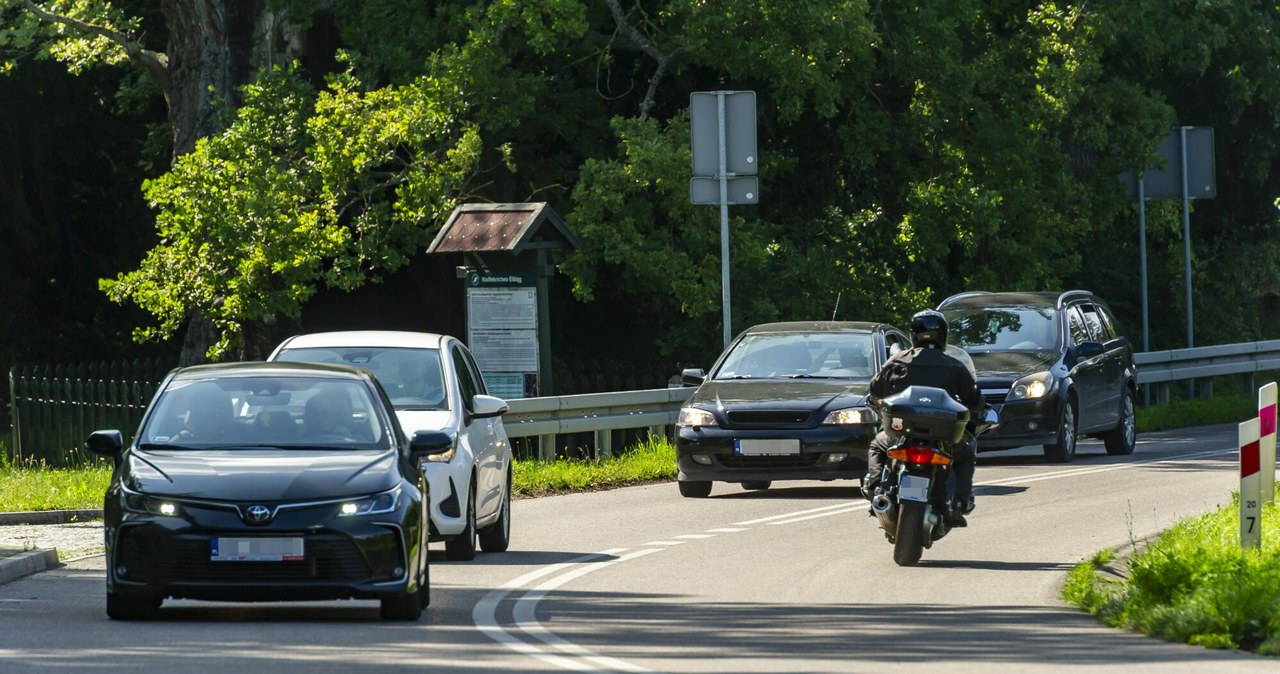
top-left (869, 345), bottom-right (984, 413)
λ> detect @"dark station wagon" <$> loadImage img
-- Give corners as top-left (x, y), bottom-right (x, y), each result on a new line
top-left (675, 321), bottom-right (911, 497)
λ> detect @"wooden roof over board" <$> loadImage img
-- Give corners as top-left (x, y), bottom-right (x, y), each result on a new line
top-left (427, 202), bottom-right (581, 255)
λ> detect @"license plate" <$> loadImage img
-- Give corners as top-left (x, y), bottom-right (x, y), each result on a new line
top-left (734, 438), bottom-right (800, 456)
top-left (211, 537), bottom-right (304, 562)
top-left (898, 474), bottom-right (931, 503)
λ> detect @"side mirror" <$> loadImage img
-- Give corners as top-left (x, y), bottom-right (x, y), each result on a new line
top-left (408, 430), bottom-right (455, 472)
top-left (85, 430), bottom-right (125, 468)
top-left (469, 394), bottom-right (509, 420)
top-left (1075, 341), bottom-right (1106, 360)
top-left (681, 368), bottom-right (706, 387)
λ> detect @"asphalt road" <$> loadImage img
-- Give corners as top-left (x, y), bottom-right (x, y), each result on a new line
top-left (0, 424), bottom-right (1274, 673)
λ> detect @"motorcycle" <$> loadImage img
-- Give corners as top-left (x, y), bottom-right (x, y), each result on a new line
top-left (866, 385), bottom-right (999, 566)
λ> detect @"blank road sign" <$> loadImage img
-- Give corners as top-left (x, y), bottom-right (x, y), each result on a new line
top-left (690, 91), bottom-right (758, 176)
top-left (690, 176), bottom-right (759, 205)
top-left (1120, 126), bottom-right (1216, 200)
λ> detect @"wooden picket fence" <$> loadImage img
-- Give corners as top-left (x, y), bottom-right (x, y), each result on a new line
top-left (7, 359), bottom-right (172, 468)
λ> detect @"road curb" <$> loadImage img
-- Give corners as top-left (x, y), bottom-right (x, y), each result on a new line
top-left (0, 548), bottom-right (61, 586)
top-left (0, 510), bottom-right (102, 526)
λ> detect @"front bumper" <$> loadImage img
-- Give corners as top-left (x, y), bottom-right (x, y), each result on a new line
top-left (105, 495), bottom-right (423, 602)
top-left (975, 396), bottom-right (1062, 450)
top-left (675, 425), bottom-right (870, 483)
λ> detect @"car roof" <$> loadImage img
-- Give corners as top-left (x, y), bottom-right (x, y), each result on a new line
top-left (740, 321), bottom-right (890, 335)
top-left (274, 330), bottom-right (449, 350)
top-left (937, 290), bottom-right (1097, 310)
top-left (168, 360), bottom-right (375, 382)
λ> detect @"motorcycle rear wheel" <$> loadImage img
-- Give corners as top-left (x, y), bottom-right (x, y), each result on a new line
top-left (893, 502), bottom-right (927, 566)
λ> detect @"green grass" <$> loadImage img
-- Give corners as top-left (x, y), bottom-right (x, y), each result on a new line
top-left (1063, 495), bottom-right (1280, 655)
top-left (513, 434), bottom-right (676, 497)
top-left (0, 434), bottom-right (678, 511)
top-left (1136, 393), bottom-right (1257, 433)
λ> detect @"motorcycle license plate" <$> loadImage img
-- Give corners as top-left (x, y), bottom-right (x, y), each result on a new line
top-left (898, 474), bottom-right (931, 503)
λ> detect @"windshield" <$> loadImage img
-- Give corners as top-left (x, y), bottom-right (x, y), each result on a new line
top-left (943, 306), bottom-right (1061, 352)
top-left (140, 375), bottom-right (388, 449)
top-left (713, 332), bottom-right (876, 379)
top-left (274, 346), bottom-right (447, 411)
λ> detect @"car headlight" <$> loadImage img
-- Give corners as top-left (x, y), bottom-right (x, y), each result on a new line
top-left (339, 486), bottom-right (401, 517)
top-left (822, 407), bottom-right (878, 425)
top-left (121, 485), bottom-right (180, 516)
top-left (1008, 372), bottom-right (1054, 400)
top-left (677, 407), bottom-right (718, 428)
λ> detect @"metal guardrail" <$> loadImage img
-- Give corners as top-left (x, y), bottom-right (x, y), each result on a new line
top-left (506, 340), bottom-right (1280, 459)
top-left (504, 387), bottom-right (693, 459)
top-left (1134, 340), bottom-right (1280, 384)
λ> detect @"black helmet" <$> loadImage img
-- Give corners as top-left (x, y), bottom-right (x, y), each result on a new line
top-left (910, 310), bottom-right (948, 349)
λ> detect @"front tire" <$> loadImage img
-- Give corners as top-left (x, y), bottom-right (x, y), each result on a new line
top-left (1103, 390), bottom-right (1137, 456)
top-left (380, 584), bottom-right (425, 621)
top-left (106, 588), bottom-right (161, 620)
top-left (1043, 398), bottom-right (1078, 464)
top-left (478, 469), bottom-right (512, 553)
top-left (445, 484), bottom-right (477, 561)
top-left (678, 480), bottom-right (712, 498)
top-left (893, 502), bottom-right (927, 566)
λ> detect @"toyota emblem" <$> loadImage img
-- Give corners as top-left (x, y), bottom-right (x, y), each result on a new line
top-left (244, 505), bottom-right (272, 523)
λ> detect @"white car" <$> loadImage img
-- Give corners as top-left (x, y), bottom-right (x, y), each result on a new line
top-left (268, 331), bottom-right (512, 560)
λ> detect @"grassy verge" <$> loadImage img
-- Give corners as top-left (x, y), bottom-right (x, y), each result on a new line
top-left (1063, 495), bottom-right (1280, 655)
top-left (0, 434), bottom-right (678, 511)
top-left (1136, 392), bottom-right (1256, 433)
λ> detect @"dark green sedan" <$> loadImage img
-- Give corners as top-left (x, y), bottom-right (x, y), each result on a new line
top-left (675, 321), bottom-right (911, 498)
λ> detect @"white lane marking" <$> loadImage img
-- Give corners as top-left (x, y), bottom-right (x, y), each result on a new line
top-left (478, 445), bottom-right (1238, 671)
top-left (473, 549), bottom-right (630, 672)
top-left (513, 548), bottom-right (663, 673)
top-left (733, 501), bottom-right (852, 526)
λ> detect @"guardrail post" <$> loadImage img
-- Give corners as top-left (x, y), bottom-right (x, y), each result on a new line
top-left (538, 433), bottom-right (555, 461)
top-left (1244, 372), bottom-right (1256, 395)
top-left (1201, 379), bottom-right (1213, 399)
top-left (595, 429), bottom-right (613, 458)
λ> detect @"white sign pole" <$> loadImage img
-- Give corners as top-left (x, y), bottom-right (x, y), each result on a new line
top-left (1260, 382), bottom-right (1277, 504)
top-left (1240, 417), bottom-right (1262, 550)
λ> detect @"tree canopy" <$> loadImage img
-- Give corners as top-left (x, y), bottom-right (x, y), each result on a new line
top-left (4, 0), bottom-right (1280, 372)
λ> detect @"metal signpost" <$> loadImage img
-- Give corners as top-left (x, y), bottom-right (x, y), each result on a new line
top-left (690, 90), bottom-right (758, 348)
top-left (1121, 127), bottom-right (1216, 400)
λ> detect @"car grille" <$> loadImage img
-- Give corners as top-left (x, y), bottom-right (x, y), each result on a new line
top-left (719, 454), bottom-right (823, 469)
top-left (725, 410), bottom-right (814, 427)
top-left (982, 391), bottom-right (1008, 406)
top-left (118, 532), bottom-right (378, 584)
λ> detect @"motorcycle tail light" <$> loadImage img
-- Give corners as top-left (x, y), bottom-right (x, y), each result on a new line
top-left (888, 445), bottom-right (952, 465)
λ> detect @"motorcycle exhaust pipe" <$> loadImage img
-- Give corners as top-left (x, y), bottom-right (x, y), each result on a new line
top-left (870, 494), bottom-right (897, 535)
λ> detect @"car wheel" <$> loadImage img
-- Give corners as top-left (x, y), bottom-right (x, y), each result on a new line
top-left (1043, 398), bottom-right (1078, 463)
top-left (1104, 389), bottom-right (1137, 456)
top-left (678, 480), bottom-right (712, 498)
top-left (445, 483), bottom-right (477, 561)
top-left (478, 468), bottom-right (512, 553)
top-left (106, 588), bottom-right (161, 620)
top-left (379, 583), bottom-right (425, 621)
top-left (741, 480), bottom-right (771, 491)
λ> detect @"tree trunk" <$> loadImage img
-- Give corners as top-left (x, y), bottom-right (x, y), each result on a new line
top-left (160, 0), bottom-right (311, 361)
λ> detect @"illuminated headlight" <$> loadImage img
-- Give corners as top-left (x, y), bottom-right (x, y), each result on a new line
top-left (424, 443), bottom-right (456, 463)
top-left (677, 407), bottom-right (718, 428)
top-left (339, 486), bottom-right (401, 517)
top-left (823, 407), bottom-right (877, 425)
top-left (1009, 372), bottom-right (1054, 400)
top-left (121, 486), bottom-right (180, 516)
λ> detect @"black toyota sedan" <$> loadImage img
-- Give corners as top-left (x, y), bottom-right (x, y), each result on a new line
top-left (675, 321), bottom-right (912, 497)
top-left (85, 361), bottom-right (438, 620)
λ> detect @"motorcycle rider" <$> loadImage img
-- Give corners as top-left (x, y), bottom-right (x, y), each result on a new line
top-left (863, 309), bottom-right (985, 524)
